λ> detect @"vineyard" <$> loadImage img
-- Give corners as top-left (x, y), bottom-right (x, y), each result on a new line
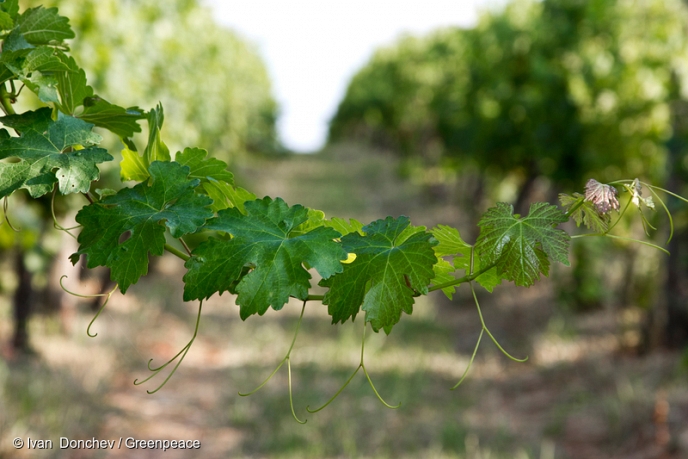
top-left (2, 0), bottom-right (688, 458)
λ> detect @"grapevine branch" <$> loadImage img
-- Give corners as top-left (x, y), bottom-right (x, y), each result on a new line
top-left (1, 3), bottom-right (687, 421)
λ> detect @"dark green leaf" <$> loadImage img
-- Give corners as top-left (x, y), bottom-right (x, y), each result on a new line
top-left (291, 208), bottom-right (325, 237)
top-left (74, 161), bottom-right (213, 293)
top-left (18, 6), bottom-right (74, 45)
top-left (55, 54), bottom-right (93, 115)
top-left (23, 71), bottom-right (59, 102)
top-left (2, 27), bottom-right (31, 52)
top-left (0, 106), bottom-right (52, 131)
top-left (320, 216), bottom-right (437, 334)
top-left (175, 147), bottom-right (234, 185)
top-left (183, 197), bottom-right (346, 319)
top-left (22, 47), bottom-right (71, 73)
top-left (80, 96), bottom-right (144, 138)
top-left (0, 112), bottom-right (111, 197)
top-left (475, 202), bottom-right (570, 287)
top-left (0, 0), bottom-right (19, 20)
top-left (0, 65), bottom-right (13, 85)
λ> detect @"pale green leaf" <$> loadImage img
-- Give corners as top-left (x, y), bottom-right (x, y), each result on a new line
top-left (559, 192), bottom-right (610, 233)
top-left (324, 217), bottom-right (364, 236)
top-left (120, 147), bottom-right (149, 182)
top-left (143, 103), bottom-right (170, 164)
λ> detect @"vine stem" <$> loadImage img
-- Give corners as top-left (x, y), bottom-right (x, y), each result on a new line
top-left (164, 243), bottom-right (190, 261)
top-left (134, 300), bottom-right (204, 394)
top-left (0, 83), bottom-right (16, 115)
top-left (307, 320), bottom-right (400, 412)
top-left (59, 275), bottom-right (119, 338)
top-left (427, 261), bottom-right (497, 293)
top-left (2, 197), bottom-right (20, 232)
top-left (470, 281), bottom-right (527, 362)
top-left (571, 233), bottom-right (670, 255)
top-left (238, 302), bottom-right (307, 424)
top-left (52, 187), bottom-right (81, 239)
top-left (179, 237), bottom-right (192, 256)
top-left (563, 196), bottom-right (585, 218)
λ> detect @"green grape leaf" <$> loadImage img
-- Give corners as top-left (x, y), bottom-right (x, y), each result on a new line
top-left (559, 193), bottom-right (609, 233)
top-left (74, 161), bottom-right (213, 293)
top-left (320, 216), bottom-right (437, 334)
top-left (20, 46), bottom-right (71, 73)
top-left (55, 54), bottom-right (93, 114)
top-left (24, 71), bottom-right (59, 102)
top-left (430, 224), bottom-right (502, 295)
top-left (324, 217), bottom-right (364, 236)
top-left (0, 111), bottom-right (111, 197)
top-left (0, 65), bottom-right (13, 85)
top-left (202, 180), bottom-right (255, 213)
top-left (433, 224), bottom-right (471, 257)
top-left (0, 106), bottom-right (52, 131)
top-left (3, 47), bottom-right (76, 103)
top-left (291, 208), bottom-right (326, 237)
top-left (144, 103), bottom-right (170, 163)
top-left (18, 6), bottom-right (74, 45)
top-left (175, 147), bottom-right (234, 185)
top-left (0, 11), bottom-right (12, 30)
top-left (79, 96), bottom-right (144, 138)
top-left (2, 28), bottom-right (31, 52)
top-left (0, 0), bottom-right (19, 20)
top-left (432, 258), bottom-right (458, 299)
top-left (120, 147), bottom-right (148, 182)
top-left (431, 224), bottom-right (471, 299)
top-left (50, 56), bottom-right (144, 136)
top-left (475, 202), bottom-right (570, 287)
top-left (183, 197), bottom-right (346, 319)
top-left (120, 104), bottom-right (168, 181)
top-left (2, 49), bottom-right (64, 103)
top-left (174, 147), bottom-right (256, 213)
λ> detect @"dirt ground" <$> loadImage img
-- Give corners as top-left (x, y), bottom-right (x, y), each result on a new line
top-left (1, 145), bottom-right (687, 458)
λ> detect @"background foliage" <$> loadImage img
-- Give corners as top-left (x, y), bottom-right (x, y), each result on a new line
top-left (2, 0), bottom-right (688, 457)
top-left (329, 0), bottom-right (688, 192)
top-left (21, 0), bottom-right (281, 160)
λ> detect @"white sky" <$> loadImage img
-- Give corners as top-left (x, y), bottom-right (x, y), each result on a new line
top-left (204, 0), bottom-right (494, 152)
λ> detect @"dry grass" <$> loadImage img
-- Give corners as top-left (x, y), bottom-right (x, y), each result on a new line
top-left (1, 145), bottom-right (688, 458)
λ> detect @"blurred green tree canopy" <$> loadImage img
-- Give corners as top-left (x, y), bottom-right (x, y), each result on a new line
top-left (329, 0), bottom-right (688, 190)
top-left (21, 0), bottom-right (281, 161)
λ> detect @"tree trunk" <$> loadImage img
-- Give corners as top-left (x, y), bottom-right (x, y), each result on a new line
top-left (12, 251), bottom-right (33, 351)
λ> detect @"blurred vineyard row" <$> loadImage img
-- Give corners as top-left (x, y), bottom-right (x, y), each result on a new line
top-left (2, 0), bottom-right (281, 350)
top-left (329, 0), bottom-right (688, 347)
top-left (2, 1), bottom-right (688, 457)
